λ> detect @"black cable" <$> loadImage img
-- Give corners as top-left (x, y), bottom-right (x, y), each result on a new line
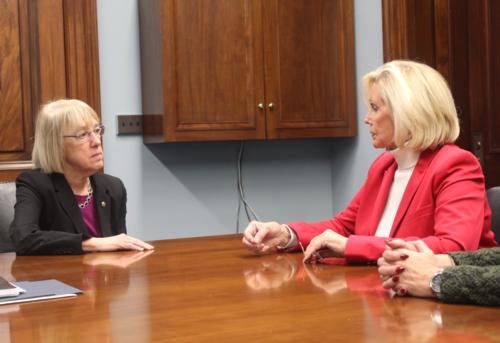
top-left (238, 142), bottom-right (252, 222)
top-left (236, 141), bottom-right (261, 233)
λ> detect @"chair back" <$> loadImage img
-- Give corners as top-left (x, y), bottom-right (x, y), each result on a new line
top-left (487, 186), bottom-right (500, 245)
top-left (0, 182), bottom-right (16, 252)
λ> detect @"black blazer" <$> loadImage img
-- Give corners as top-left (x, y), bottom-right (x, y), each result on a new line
top-left (10, 170), bottom-right (127, 255)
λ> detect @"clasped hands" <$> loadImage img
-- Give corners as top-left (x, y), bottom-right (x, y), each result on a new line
top-left (377, 239), bottom-right (454, 297)
top-left (242, 220), bottom-right (347, 263)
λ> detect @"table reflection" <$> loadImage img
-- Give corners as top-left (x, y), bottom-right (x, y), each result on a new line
top-left (303, 263), bottom-right (348, 295)
top-left (242, 253), bottom-right (385, 296)
top-left (82, 250), bottom-right (154, 269)
top-left (243, 254), bottom-right (303, 290)
top-left (244, 254), bottom-right (456, 342)
top-left (0, 250), bottom-right (153, 343)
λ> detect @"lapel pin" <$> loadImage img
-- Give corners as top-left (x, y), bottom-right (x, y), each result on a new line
top-left (101, 201), bottom-right (106, 208)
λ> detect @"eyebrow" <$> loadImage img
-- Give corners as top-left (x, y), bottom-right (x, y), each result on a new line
top-left (72, 124), bottom-right (98, 132)
top-left (369, 98), bottom-right (384, 107)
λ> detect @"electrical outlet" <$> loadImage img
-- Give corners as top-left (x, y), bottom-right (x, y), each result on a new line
top-left (117, 115), bottom-right (143, 135)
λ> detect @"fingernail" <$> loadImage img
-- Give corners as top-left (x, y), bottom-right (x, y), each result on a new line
top-left (392, 276), bottom-right (399, 283)
top-left (399, 288), bottom-right (407, 296)
top-left (385, 239), bottom-right (393, 243)
top-left (400, 254), bottom-right (409, 260)
top-left (396, 266), bottom-right (405, 273)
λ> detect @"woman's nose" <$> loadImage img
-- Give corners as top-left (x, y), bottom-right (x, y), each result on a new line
top-left (89, 133), bottom-right (101, 145)
top-left (363, 113), bottom-right (371, 125)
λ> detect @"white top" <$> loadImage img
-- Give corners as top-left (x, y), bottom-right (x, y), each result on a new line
top-left (374, 148), bottom-right (420, 237)
top-left (284, 148), bottom-right (421, 248)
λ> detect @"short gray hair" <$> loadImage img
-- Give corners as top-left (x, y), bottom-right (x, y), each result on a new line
top-left (32, 99), bottom-right (99, 173)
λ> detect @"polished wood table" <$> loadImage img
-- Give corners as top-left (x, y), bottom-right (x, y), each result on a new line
top-left (1, 235), bottom-right (500, 342)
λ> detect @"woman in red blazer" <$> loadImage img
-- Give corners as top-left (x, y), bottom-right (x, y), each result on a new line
top-left (242, 60), bottom-right (497, 263)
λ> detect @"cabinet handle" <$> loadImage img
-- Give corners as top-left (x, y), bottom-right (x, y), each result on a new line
top-left (268, 103), bottom-right (275, 111)
top-left (257, 103), bottom-right (264, 111)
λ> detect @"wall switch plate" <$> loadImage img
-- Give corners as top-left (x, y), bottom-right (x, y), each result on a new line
top-left (117, 115), bottom-right (143, 135)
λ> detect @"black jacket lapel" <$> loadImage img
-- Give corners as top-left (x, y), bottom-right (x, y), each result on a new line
top-left (51, 173), bottom-right (90, 236)
top-left (91, 174), bottom-right (113, 237)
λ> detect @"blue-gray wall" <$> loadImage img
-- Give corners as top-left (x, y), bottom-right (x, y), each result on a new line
top-left (97, 0), bottom-right (383, 241)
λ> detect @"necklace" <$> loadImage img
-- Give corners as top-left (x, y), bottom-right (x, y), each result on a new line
top-left (78, 182), bottom-right (93, 209)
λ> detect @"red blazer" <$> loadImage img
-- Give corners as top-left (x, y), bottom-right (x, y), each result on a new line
top-left (289, 144), bottom-right (497, 263)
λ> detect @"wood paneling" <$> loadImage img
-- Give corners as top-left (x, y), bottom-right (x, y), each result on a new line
top-left (35, 0), bottom-right (67, 103)
top-left (481, 0), bottom-right (500, 186)
top-left (382, 0), bottom-right (500, 187)
top-left (0, 0), bottom-right (100, 182)
top-left (0, 0), bottom-right (24, 153)
top-left (382, 0), bottom-right (435, 65)
top-left (63, 0), bottom-right (101, 112)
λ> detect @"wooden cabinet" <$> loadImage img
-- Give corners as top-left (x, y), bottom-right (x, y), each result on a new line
top-left (139, 0), bottom-right (356, 142)
top-left (0, 0), bottom-right (100, 181)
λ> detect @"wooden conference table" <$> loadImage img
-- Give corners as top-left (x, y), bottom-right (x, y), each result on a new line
top-left (1, 235), bottom-right (500, 342)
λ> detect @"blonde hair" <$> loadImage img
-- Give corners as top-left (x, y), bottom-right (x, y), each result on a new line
top-left (362, 60), bottom-right (460, 150)
top-left (32, 99), bottom-right (100, 173)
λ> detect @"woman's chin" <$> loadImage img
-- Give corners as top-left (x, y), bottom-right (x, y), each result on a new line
top-left (91, 162), bottom-right (104, 172)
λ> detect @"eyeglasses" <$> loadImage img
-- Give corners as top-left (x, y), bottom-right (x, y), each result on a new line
top-left (64, 125), bottom-right (105, 141)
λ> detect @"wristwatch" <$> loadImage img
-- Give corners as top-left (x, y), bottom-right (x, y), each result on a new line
top-left (430, 269), bottom-right (444, 295)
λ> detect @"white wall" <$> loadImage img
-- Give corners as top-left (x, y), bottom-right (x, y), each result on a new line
top-left (97, 0), bottom-right (383, 241)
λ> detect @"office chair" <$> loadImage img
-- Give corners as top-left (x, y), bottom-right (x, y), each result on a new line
top-left (487, 186), bottom-right (500, 245)
top-left (0, 182), bottom-right (16, 252)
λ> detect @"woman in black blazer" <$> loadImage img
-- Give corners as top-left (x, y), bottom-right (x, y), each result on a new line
top-left (10, 99), bottom-right (153, 255)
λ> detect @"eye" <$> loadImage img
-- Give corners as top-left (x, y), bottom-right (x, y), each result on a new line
top-left (370, 103), bottom-right (379, 112)
top-left (75, 131), bottom-right (89, 140)
top-left (93, 125), bottom-right (104, 135)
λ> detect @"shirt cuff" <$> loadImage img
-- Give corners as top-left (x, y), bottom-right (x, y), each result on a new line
top-left (277, 225), bottom-right (298, 251)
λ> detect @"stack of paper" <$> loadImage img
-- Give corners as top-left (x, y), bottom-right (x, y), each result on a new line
top-left (0, 277), bottom-right (24, 298)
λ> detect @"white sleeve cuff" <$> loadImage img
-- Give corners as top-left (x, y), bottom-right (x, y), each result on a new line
top-left (278, 225), bottom-right (298, 250)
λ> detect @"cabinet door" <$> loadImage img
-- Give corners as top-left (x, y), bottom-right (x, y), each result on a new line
top-left (148, 0), bottom-right (266, 142)
top-left (0, 0), bottom-right (100, 181)
top-left (0, 0), bottom-right (27, 163)
top-left (263, 0), bottom-right (357, 139)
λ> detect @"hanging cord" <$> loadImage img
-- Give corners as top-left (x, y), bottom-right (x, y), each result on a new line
top-left (236, 141), bottom-right (261, 233)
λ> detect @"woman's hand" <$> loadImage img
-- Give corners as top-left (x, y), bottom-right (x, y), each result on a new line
top-left (302, 229), bottom-right (347, 263)
top-left (377, 240), bottom-right (453, 297)
top-left (242, 221), bottom-right (291, 253)
top-left (377, 238), bottom-right (420, 282)
top-left (82, 234), bottom-right (154, 252)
